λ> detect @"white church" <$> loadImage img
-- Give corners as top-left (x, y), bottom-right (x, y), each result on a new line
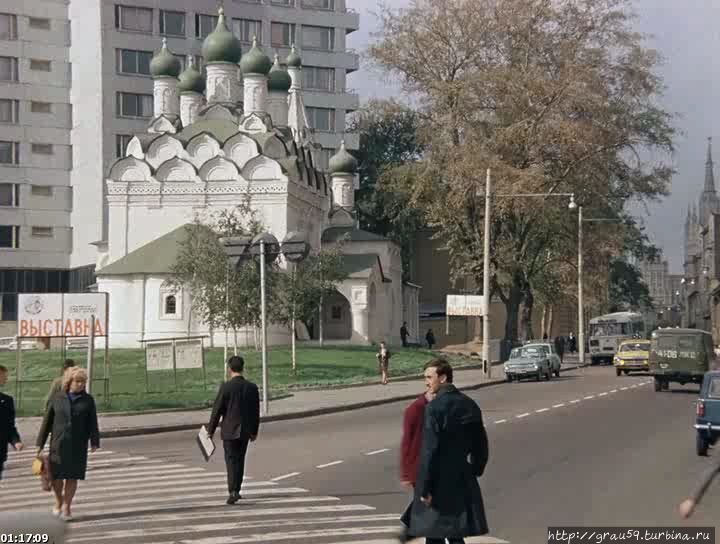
top-left (93, 8), bottom-right (420, 348)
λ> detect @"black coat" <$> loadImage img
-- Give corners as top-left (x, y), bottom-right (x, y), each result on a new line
top-left (36, 392), bottom-right (100, 480)
top-left (207, 376), bottom-right (260, 441)
top-left (0, 392), bottom-right (21, 461)
top-left (407, 384), bottom-right (489, 538)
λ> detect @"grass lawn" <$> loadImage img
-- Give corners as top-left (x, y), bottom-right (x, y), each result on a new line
top-left (0, 345), bottom-right (471, 416)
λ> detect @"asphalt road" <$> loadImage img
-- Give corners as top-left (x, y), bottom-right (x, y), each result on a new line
top-left (3, 365), bottom-right (718, 544)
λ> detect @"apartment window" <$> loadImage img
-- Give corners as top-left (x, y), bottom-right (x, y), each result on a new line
top-left (160, 10), bottom-right (185, 36)
top-left (0, 56), bottom-right (18, 81)
top-left (306, 107), bottom-right (335, 131)
top-left (30, 59), bottom-right (52, 72)
top-left (0, 14), bottom-right (17, 40)
top-left (118, 49), bottom-right (153, 75)
top-left (173, 54), bottom-right (187, 71)
top-left (303, 66), bottom-right (335, 91)
top-left (0, 183), bottom-right (19, 207)
top-left (233, 0), bottom-right (261, 3)
top-left (233, 18), bottom-right (262, 43)
top-left (302, 0), bottom-right (334, 10)
top-left (29, 17), bottom-right (51, 30)
top-left (0, 226), bottom-right (19, 248)
top-left (32, 143), bottom-right (53, 155)
top-left (272, 0), bottom-right (294, 5)
top-left (196, 14), bottom-right (218, 39)
top-left (193, 55), bottom-right (205, 71)
top-left (31, 185), bottom-right (53, 197)
top-left (271, 22), bottom-right (295, 47)
top-left (31, 226), bottom-right (53, 237)
top-left (117, 92), bottom-right (153, 118)
top-left (302, 25), bottom-right (333, 51)
top-left (0, 99), bottom-right (19, 123)
top-left (116, 134), bottom-right (133, 158)
top-left (31, 101), bottom-right (52, 114)
top-left (0, 141), bottom-right (19, 164)
top-left (115, 5), bottom-right (153, 33)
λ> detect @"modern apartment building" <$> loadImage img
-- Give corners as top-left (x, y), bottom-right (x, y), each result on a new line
top-left (0, 0), bottom-right (359, 322)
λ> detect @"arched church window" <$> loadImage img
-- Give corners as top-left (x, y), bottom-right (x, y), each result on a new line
top-left (165, 295), bottom-right (177, 315)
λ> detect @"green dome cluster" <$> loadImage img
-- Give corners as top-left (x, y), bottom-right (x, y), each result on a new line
top-left (177, 57), bottom-right (205, 93)
top-left (286, 44), bottom-right (302, 68)
top-left (240, 36), bottom-right (272, 75)
top-left (150, 38), bottom-right (182, 78)
top-left (328, 140), bottom-right (358, 175)
top-left (268, 54), bottom-right (292, 92)
top-left (201, 8), bottom-right (242, 64)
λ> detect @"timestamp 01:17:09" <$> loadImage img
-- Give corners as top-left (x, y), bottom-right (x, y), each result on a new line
top-left (1, 535), bottom-right (51, 544)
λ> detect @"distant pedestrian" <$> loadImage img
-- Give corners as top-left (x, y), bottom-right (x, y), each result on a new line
top-left (207, 355), bottom-right (260, 505)
top-left (0, 365), bottom-right (23, 480)
top-left (36, 367), bottom-right (100, 521)
top-left (401, 359), bottom-right (489, 543)
top-left (543, 332), bottom-right (548, 340)
top-left (45, 359), bottom-right (76, 408)
top-left (568, 332), bottom-right (576, 354)
top-left (679, 455), bottom-right (720, 519)
top-left (554, 336), bottom-right (565, 364)
top-left (401, 323), bottom-right (410, 347)
top-left (425, 329), bottom-right (436, 350)
top-left (376, 342), bottom-right (391, 385)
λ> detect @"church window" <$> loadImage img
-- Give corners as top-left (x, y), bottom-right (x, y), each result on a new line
top-left (195, 14), bottom-right (218, 39)
top-left (0, 99), bottom-right (18, 123)
top-left (271, 22), bottom-right (294, 47)
top-left (331, 305), bottom-right (342, 320)
top-left (165, 295), bottom-right (177, 315)
top-left (118, 49), bottom-right (153, 75)
top-left (115, 5), bottom-right (153, 34)
top-left (301, 25), bottom-right (333, 51)
top-left (303, 66), bottom-right (335, 91)
top-left (233, 18), bottom-right (262, 43)
top-left (160, 10), bottom-right (185, 37)
top-left (306, 107), bottom-right (335, 132)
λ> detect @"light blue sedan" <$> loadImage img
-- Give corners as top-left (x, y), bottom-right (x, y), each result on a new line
top-left (504, 343), bottom-right (562, 382)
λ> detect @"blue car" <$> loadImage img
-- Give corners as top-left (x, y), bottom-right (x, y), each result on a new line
top-left (695, 370), bottom-right (720, 456)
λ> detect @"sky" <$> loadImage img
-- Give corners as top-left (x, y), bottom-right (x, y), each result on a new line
top-left (346, 0), bottom-right (720, 274)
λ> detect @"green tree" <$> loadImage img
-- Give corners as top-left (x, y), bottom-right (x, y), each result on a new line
top-left (608, 258), bottom-right (653, 312)
top-left (369, 0), bottom-right (676, 343)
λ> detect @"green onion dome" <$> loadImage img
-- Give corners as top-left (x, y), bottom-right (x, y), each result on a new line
top-left (150, 38), bottom-right (182, 78)
top-left (177, 56), bottom-right (205, 93)
top-left (268, 54), bottom-right (292, 92)
top-left (328, 140), bottom-right (358, 175)
top-left (240, 36), bottom-right (273, 75)
top-left (201, 8), bottom-right (242, 64)
top-left (286, 44), bottom-right (302, 68)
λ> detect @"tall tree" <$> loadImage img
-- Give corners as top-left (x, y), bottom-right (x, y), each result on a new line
top-left (369, 0), bottom-right (676, 343)
top-left (608, 258), bottom-right (654, 312)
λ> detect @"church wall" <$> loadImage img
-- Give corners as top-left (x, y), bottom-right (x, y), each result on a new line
top-left (96, 275), bottom-right (146, 348)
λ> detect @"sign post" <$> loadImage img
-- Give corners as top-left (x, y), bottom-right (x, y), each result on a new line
top-left (86, 315), bottom-right (95, 395)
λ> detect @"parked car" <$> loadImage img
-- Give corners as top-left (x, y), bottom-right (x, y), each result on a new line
top-left (614, 339), bottom-right (651, 376)
top-left (695, 370), bottom-right (720, 456)
top-left (504, 342), bottom-right (561, 382)
top-left (649, 328), bottom-right (716, 392)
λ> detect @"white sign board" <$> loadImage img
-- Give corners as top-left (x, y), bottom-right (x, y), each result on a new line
top-left (175, 340), bottom-right (204, 369)
top-left (17, 293), bottom-right (108, 337)
top-left (146, 342), bottom-right (174, 371)
top-left (446, 294), bottom-right (485, 316)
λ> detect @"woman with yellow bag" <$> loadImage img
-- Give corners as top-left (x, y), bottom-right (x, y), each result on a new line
top-left (36, 367), bottom-right (100, 521)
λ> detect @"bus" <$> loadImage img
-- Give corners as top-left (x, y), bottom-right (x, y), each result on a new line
top-left (588, 311), bottom-right (645, 365)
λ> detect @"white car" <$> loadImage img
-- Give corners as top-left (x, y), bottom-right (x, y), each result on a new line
top-left (504, 342), bottom-right (562, 382)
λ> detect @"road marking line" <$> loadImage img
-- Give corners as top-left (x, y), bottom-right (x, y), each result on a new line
top-left (365, 449), bottom-right (390, 456)
top-left (494, 419), bottom-right (507, 424)
top-left (535, 408), bottom-right (550, 413)
top-left (570, 399), bottom-right (581, 404)
top-left (584, 395), bottom-right (595, 399)
top-left (621, 387), bottom-right (629, 390)
top-left (552, 403), bottom-right (566, 408)
top-left (598, 392), bottom-right (608, 397)
top-left (610, 389), bottom-right (618, 393)
top-left (630, 384), bottom-right (638, 388)
top-left (316, 460), bottom-right (344, 469)
top-left (516, 412), bottom-right (531, 418)
top-left (271, 472), bottom-right (302, 482)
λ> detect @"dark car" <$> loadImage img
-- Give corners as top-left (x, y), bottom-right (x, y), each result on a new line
top-left (695, 370), bottom-right (720, 456)
top-left (649, 328), bottom-right (716, 392)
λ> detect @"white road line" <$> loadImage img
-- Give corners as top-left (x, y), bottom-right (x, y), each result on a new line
top-left (630, 384), bottom-right (638, 388)
top-left (316, 460), bottom-right (344, 469)
top-left (494, 419), bottom-right (507, 424)
top-left (570, 399), bottom-right (581, 404)
top-left (365, 449), bottom-right (390, 456)
top-left (552, 403), bottom-right (566, 408)
top-left (598, 392), bottom-right (608, 397)
top-left (535, 408), bottom-right (550, 413)
top-left (271, 472), bottom-right (302, 482)
top-left (516, 412), bottom-right (531, 419)
top-left (584, 395), bottom-right (595, 399)
top-left (610, 389), bottom-right (618, 393)
top-left (621, 387), bottom-right (629, 390)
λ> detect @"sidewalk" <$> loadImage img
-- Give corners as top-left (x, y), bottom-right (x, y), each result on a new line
top-left (15, 355), bottom-right (582, 440)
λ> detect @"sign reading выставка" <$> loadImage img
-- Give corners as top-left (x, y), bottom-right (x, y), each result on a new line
top-left (17, 293), bottom-right (108, 337)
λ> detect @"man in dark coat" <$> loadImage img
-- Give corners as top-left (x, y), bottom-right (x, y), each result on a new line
top-left (554, 336), bottom-right (565, 363)
top-left (207, 355), bottom-right (260, 505)
top-left (405, 359), bottom-right (489, 543)
top-left (0, 365), bottom-right (23, 480)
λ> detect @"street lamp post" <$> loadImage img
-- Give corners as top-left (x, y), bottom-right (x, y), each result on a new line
top-left (577, 205), bottom-right (584, 365)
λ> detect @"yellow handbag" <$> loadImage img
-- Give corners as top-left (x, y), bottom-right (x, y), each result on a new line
top-left (31, 457), bottom-right (43, 476)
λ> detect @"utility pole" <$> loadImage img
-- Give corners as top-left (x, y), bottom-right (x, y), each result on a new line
top-left (482, 168), bottom-right (492, 378)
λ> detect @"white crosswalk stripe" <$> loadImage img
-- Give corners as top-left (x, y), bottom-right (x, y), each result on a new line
top-left (0, 449), bottom-right (510, 544)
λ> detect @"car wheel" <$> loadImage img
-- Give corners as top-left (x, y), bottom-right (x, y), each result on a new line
top-left (697, 433), bottom-right (709, 456)
top-left (654, 378), bottom-right (662, 392)
top-left (623, 370), bottom-right (630, 375)
top-left (546, 369), bottom-right (552, 381)
top-left (536, 371), bottom-right (542, 382)
top-left (663, 381), bottom-right (670, 391)
top-left (616, 368), bottom-right (621, 377)
top-left (555, 368), bottom-right (560, 377)
top-left (506, 375), bottom-right (513, 383)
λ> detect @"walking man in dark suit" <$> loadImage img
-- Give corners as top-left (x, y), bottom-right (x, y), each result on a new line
top-left (0, 365), bottom-right (23, 480)
top-left (207, 355), bottom-right (260, 505)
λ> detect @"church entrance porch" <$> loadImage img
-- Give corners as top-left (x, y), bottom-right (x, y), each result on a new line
top-left (320, 290), bottom-right (352, 340)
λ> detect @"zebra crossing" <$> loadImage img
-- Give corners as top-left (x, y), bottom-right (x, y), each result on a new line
top-left (0, 447), bottom-right (509, 544)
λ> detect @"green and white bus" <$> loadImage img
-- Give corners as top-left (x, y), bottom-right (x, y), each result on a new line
top-left (588, 311), bottom-right (645, 365)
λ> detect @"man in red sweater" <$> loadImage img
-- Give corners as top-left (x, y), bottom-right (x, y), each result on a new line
top-left (400, 389), bottom-right (436, 488)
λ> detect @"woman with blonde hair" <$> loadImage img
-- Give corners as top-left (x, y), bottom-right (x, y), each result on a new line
top-left (36, 367), bottom-right (100, 521)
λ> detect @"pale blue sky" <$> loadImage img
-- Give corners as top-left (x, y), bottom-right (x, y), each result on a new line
top-left (346, 0), bottom-right (720, 273)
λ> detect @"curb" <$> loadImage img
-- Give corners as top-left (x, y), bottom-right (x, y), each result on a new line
top-left (97, 363), bottom-right (588, 439)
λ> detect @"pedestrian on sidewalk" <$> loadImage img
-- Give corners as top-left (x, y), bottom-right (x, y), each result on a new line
top-left (207, 355), bottom-right (260, 505)
top-left (0, 365), bottom-right (23, 480)
top-left (678, 454), bottom-right (720, 518)
top-left (45, 359), bottom-right (76, 409)
top-left (554, 336), bottom-right (565, 364)
top-left (376, 342), bottom-right (391, 385)
top-left (425, 329), bottom-right (436, 350)
top-left (36, 367), bottom-right (100, 521)
top-left (402, 359), bottom-right (489, 544)
top-left (401, 323), bottom-right (410, 347)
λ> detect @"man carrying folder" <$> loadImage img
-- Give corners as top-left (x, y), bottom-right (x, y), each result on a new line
top-left (207, 355), bottom-right (260, 505)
